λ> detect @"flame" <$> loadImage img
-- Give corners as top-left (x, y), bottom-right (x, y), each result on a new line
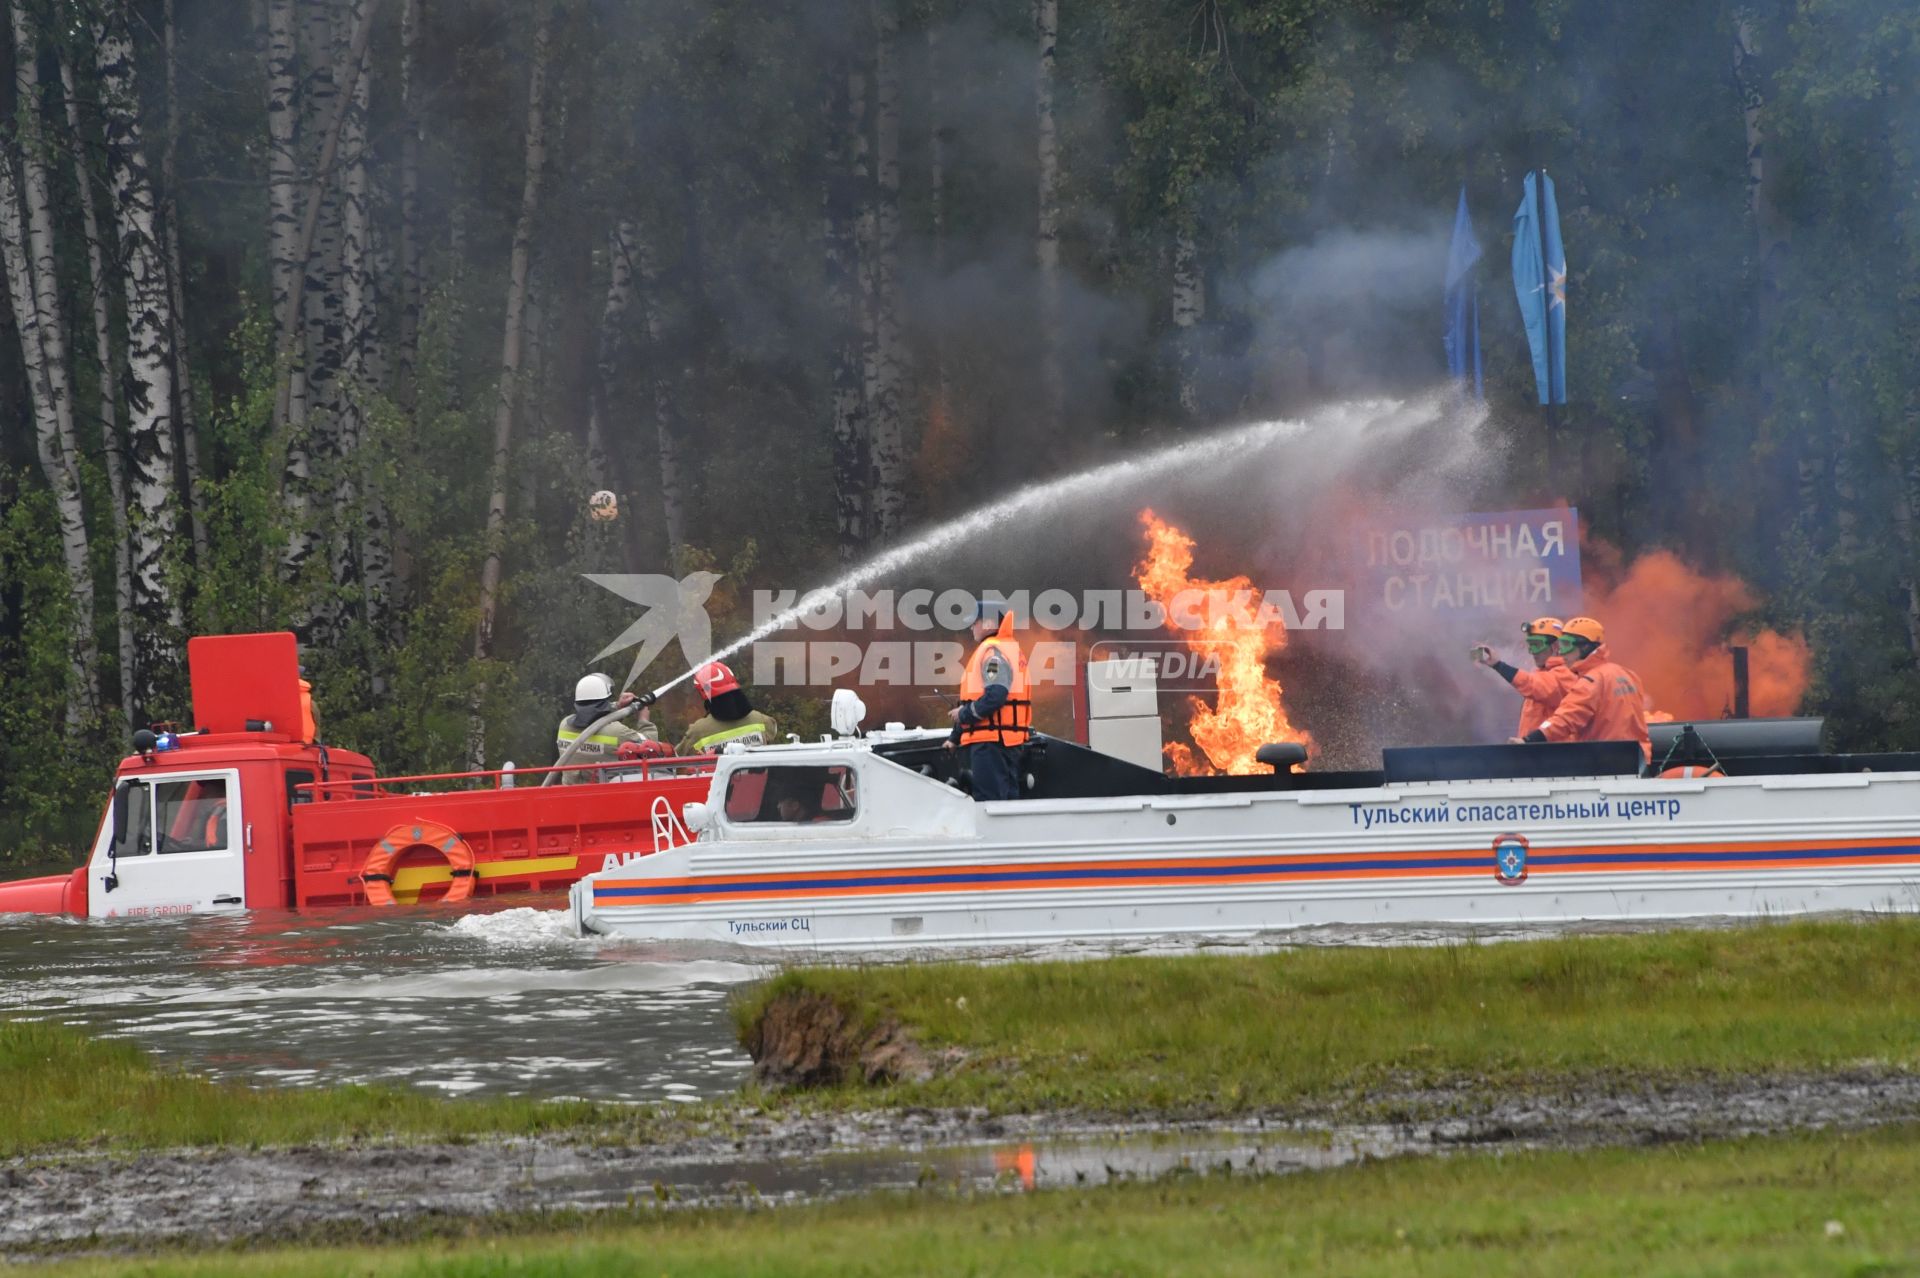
top-left (1134, 509), bottom-right (1312, 775)
top-left (1581, 545), bottom-right (1810, 718)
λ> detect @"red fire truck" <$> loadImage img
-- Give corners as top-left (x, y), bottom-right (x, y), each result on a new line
top-left (0, 633), bottom-right (715, 918)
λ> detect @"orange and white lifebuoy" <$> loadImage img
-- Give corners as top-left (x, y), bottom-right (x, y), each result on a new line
top-left (1658, 765), bottom-right (1726, 779)
top-left (360, 820), bottom-right (477, 906)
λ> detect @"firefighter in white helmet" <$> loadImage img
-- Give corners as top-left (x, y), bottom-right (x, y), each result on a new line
top-left (554, 673), bottom-right (664, 783)
top-left (677, 662), bottom-right (778, 754)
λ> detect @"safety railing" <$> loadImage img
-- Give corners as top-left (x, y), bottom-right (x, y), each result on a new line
top-left (297, 754), bottom-right (717, 801)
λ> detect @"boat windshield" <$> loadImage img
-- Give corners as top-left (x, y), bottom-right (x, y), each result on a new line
top-left (724, 765), bottom-right (857, 824)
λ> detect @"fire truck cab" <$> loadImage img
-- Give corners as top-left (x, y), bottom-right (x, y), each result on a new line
top-left (0, 632), bottom-right (712, 918)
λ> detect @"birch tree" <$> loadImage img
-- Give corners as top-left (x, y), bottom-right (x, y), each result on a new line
top-left (8, 1), bottom-right (101, 724)
top-left (822, 62), bottom-right (869, 560)
top-left (60, 53), bottom-right (136, 730)
top-left (584, 220), bottom-right (637, 490)
top-left (470, 0), bottom-right (555, 766)
top-left (925, 23), bottom-right (953, 434)
top-left (396, 0), bottom-right (424, 406)
top-left (866, 0), bottom-right (907, 538)
top-left (1033, 0), bottom-right (1064, 433)
top-left (162, 0), bottom-right (209, 568)
top-left (1171, 217), bottom-right (1204, 419)
top-left (636, 232), bottom-right (686, 573)
top-left (332, 0), bottom-right (375, 623)
top-left (93, 0), bottom-right (184, 714)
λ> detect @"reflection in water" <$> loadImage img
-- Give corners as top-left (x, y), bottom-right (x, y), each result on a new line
top-left (0, 904), bottom-right (764, 1103)
top-left (0, 902), bottom-right (1739, 1105)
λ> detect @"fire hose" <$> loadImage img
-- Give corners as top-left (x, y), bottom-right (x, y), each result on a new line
top-left (540, 689), bottom-right (661, 787)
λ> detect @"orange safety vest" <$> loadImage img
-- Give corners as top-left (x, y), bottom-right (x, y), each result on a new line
top-left (299, 679), bottom-right (317, 744)
top-left (958, 615), bottom-right (1032, 748)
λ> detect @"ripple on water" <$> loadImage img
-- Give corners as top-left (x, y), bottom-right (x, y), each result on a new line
top-left (0, 906), bottom-right (769, 1103)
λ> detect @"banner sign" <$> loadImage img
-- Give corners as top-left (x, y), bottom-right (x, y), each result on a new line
top-left (1357, 507), bottom-right (1581, 618)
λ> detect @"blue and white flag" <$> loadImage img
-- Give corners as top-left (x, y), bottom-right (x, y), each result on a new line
top-left (1511, 171), bottom-right (1567, 405)
top-left (1443, 185), bottom-right (1483, 399)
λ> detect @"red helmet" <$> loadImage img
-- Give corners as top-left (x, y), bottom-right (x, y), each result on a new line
top-left (693, 661), bottom-right (740, 698)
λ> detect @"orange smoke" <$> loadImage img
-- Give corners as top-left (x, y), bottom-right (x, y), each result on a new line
top-left (1135, 509), bottom-right (1313, 775)
top-left (1581, 546), bottom-right (1810, 719)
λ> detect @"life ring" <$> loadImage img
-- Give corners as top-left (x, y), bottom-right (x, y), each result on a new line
top-left (361, 820), bottom-right (477, 906)
top-left (1659, 766), bottom-right (1725, 779)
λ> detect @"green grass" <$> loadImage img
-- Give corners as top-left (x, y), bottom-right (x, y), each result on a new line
top-left (0, 1020), bottom-right (662, 1156)
top-left (37, 1123), bottom-right (1920, 1275)
top-left (734, 917), bottom-right (1920, 1112)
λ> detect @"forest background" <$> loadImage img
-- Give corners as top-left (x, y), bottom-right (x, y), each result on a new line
top-left (1, 0), bottom-right (1913, 858)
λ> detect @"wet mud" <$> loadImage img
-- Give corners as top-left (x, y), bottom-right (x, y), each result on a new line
top-left (9, 1069), bottom-right (1920, 1256)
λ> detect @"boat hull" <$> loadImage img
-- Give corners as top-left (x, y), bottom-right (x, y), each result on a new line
top-left (572, 768), bottom-right (1920, 950)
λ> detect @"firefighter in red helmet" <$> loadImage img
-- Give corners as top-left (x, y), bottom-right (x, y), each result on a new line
top-left (677, 661), bottom-right (778, 754)
top-left (1472, 616), bottom-right (1579, 739)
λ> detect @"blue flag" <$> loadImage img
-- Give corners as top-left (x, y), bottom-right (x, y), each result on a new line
top-left (1511, 171), bottom-right (1567, 404)
top-left (1443, 185), bottom-right (1483, 399)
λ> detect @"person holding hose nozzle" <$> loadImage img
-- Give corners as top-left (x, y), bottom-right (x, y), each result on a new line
top-left (677, 662), bottom-right (778, 754)
top-left (945, 601), bottom-right (1031, 801)
top-left (1471, 616), bottom-right (1578, 739)
top-left (1510, 616), bottom-right (1651, 763)
top-left (555, 673), bottom-right (667, 783)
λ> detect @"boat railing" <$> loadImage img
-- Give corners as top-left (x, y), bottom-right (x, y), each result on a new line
top-left (297, 755), bottom-right (717, 800)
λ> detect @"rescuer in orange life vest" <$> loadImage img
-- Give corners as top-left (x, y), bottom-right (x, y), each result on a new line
top-left (1471, 616), bottom-right (1579, 739)
top-left (945, 601), bottom-right (1032, 801)
top-left (1512, 616), bottom-right (1652, 763)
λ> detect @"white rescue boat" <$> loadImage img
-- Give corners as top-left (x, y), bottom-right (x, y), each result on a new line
top-left (568, 720), bottom-right (1920, 950)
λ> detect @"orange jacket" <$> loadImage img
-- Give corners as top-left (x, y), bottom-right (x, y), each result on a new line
top-left (1537, 645), bottom-right (1651, 762)
top-left (1510, 657), bottom-right (1578, 738)
top-left (957, 614), bottom-right (1031, 748)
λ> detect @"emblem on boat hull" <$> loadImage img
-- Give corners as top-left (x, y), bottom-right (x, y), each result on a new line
top-left (1493, 833), bottom-right (1530, 885)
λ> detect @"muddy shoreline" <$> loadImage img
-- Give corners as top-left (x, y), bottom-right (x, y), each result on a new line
top-left (9, 1070), bottom-right (1920, 1256)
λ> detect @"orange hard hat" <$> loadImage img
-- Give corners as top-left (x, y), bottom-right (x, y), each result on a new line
top-left (1522, 617), bottom-right (1564, 638)
top-left (1561, 616), bottom-right (1605, 645)
top-left (693, 661), bottom-right (740, 698)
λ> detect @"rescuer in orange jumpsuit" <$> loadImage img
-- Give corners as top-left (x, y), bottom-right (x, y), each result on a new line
top-left (1515, 616), bottom-right (1652, 763)
top-left (945, 602), bottom-right (1031, 801)
top-left (1471, 616), bottom-right (1578, 738)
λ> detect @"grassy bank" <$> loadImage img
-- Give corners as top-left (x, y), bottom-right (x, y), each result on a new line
top-left (0, 1021), bottom-right (654, 1156)
top-left (735, 917), bottom-right (1920, 1112)
top-left (39, 1124), bottom-right (1920, 1275)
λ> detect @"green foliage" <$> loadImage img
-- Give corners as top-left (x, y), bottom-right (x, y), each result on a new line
top-left (735, 917), bottom-right (1920, 1113)
top-left (0, 1018), bottom-right (655, 1156)
top-left (11, 0), bottom-right (1920, 833)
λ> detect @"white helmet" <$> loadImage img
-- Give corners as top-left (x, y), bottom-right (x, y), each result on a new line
top-left (574, 672), bottom-right (614, 704)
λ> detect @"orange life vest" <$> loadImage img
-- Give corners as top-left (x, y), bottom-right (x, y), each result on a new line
top-left (958, 614), bottom-right (1032, 748)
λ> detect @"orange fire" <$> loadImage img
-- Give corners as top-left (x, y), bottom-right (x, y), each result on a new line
top-left (1134, 510), bottom-right (1313, 775)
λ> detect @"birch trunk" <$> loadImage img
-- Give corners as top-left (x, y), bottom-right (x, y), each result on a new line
top-left (0, 154), bottom-right (102, 727)
top-left (9, 1), bottom-right (101, 724)
top-left (636, 233), bottom-right (686, 574)
top-left (161, 0), bottom-right (209, 569)
top-left (332, 0), bottom-right (373, 620)
top-left (60, 53), bottom-right (136, 731)
top-left (396, 0), bottom-right (423, 407)
top-left (822, 64), bottom-right (868, 560)
top-left (1171, 220), bottom-right (1204, 419)
top-left (265, 0), bottom-right (307, 553)
top-left (925, 24), bottom-right (953, 432)
top-left (849, 59), bottom-right (880, 496)
top-left (1033, 0), bottom-right (1064, 433)
top-left (469, 1), bottom-right (555, 767)
top-left (93, 0), bottom-right (184, 716)
top-left (585, 220), bottom-right (637, 490)
top-left (866, 0), bottom-right (907, 537)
